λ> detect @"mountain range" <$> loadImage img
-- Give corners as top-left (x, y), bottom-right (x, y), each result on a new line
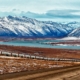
top-left (0, 16), bottom-right (79, 38)
top-left (68, 27), bottom-right (80, 37)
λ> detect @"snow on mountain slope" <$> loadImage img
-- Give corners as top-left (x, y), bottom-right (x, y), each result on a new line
top-left (68, 27), bottom-right (80, 37)
top-left (0, 16), bottom-right (74, 38)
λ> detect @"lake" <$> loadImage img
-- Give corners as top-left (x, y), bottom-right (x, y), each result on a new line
top-left (0, 39), bottom-right (80, 50)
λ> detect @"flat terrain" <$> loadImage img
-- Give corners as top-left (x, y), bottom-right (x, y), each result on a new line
top-left (33, 65), bottom-right (80, 80)
top-left (0, 45), bottom-right (80, 80)
top-left (0, 45), bottom-right (80, 59)
top-left (0, 55), bottom-right (76, 74)
top-left (0, 65), bottom-right (80, 80)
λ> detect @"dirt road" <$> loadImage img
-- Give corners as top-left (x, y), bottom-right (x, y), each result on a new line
top-left (0, 65), bottom-right (80, 80)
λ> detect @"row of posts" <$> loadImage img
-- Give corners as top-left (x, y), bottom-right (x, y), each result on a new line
top-left (0, 51), bottom-right (80, 62)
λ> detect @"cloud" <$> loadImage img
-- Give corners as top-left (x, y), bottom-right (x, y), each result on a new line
top-left (23, 9), bottom-right (80, 19)
top-left (1, 9), bottom-right (80, 22)
top-left (0, 0), bottom-right (80, 22)
top-left (0, 0), bottom-right (80, 13)
top-left (45, 10), bottom-right (80, 18)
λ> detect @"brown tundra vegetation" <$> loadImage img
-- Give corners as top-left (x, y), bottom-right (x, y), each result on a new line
top-left (0, 45), bottom-right (80, 74)
top-left (0, 56), bottom-right (76, 74)
top-left (0, 45), bottom-right (80, 59)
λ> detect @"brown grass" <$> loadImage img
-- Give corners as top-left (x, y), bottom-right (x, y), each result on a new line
top-left (0, 56), bottom-right (78, 74)
top-left (0, 45), bottom-right (80, 59)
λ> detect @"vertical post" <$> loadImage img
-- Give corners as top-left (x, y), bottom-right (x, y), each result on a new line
top-left (18, 53), bottom-right (19, 57)
top-left (11, 52), bottom-right (12, 56)
top-left (1, 51), bottom-right (2, 55)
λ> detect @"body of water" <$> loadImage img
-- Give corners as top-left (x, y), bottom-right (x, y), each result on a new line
top-left (0, 40), bottom-right (80, 50)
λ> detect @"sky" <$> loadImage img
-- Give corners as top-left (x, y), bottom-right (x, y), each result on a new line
top-left (0, 0), bottom-right (80, 22)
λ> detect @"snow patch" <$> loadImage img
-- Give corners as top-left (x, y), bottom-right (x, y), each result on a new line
top-left (59, 37), bottom-right (80, 40)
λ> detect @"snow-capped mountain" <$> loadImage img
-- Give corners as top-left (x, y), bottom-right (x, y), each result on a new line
top-left (68, 27), bottom-right (80, 37)
top-left (66, 22), bottom-right (80, 37)
top-left (0, 16), bottom-right (74, 38)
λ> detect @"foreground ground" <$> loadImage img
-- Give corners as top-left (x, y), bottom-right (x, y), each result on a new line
top-left (0, 55), bottom-right (77, 74)
top-left (33, 65), bottom-right (80, 80)
top-left (0, 45), bottom-right (80, 80)
top-left (0, 64), bottom-right (80, 80)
